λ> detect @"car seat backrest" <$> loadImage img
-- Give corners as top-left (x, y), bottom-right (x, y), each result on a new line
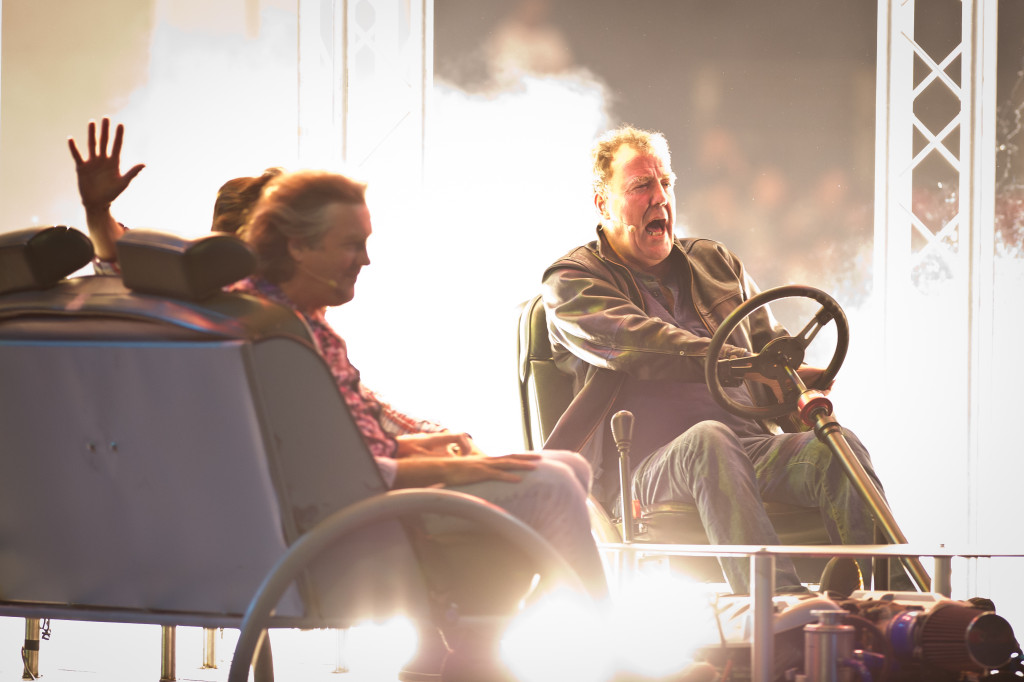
top-left (0, 228), bottom-right (431, 627)
top-left (517, 293), bottom-right (575, 450)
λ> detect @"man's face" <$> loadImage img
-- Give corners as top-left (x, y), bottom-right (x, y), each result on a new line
top-left (595, 143), bottom-right (676, 272)
top-left (289, 201), bottom-right (372, 307)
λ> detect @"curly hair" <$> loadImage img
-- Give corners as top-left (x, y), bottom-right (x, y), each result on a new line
top-left (243, 170), bottom-right (367, 284)
top-left (591, 125), bottom-right (672, 194)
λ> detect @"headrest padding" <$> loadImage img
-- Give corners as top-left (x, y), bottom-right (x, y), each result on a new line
top-left (118, 229), bottom-right (256, 301)
top-left (0, 226), bottom-right (95, 295)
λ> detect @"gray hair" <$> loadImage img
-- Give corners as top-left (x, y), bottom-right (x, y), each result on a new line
top-left (591, 125), bottom-right (672, 194)
top-left (244, 170), bottom-right (367, 284)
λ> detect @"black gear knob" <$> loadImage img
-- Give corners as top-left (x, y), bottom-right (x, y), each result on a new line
top-left (610, 410), bottom-right (634, 451)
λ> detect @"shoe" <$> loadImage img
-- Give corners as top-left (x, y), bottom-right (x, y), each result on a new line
top-left (819, 557), bottom-right (862, 598)
top-left (435, 619), bottom-right (513, 682)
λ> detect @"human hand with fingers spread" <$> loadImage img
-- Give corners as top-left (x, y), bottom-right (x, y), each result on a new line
top-left (67, 117), bottom-right (144, 260)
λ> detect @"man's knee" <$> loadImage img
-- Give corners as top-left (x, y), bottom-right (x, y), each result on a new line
top-left (797, 429), bottom-right (885, 501)
top-left (540, 450), bottom-right (593, 493)
top-left (687, 420), bottom-right (739, 442)
top-left (520, 459), bottom-right (590, 508)
top-left (516, 460), bottom-right (594, 537)
top-left (841, 428), bottom-right (874, 465)
top-left (815, 428), bottom-right (875, 473)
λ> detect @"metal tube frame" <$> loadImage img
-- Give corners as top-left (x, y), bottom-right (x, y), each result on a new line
top-left (21, 618), bottom-right (40, 680)
top-left (202, 628), bottom-right (217, 669)
top-left (159, 625), bottom-right (175, 682)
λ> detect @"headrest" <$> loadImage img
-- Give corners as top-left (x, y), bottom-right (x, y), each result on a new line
top-left (118, 229), bottom-right (257, 301)
top-left (0, 225), bottom-right (95, 295)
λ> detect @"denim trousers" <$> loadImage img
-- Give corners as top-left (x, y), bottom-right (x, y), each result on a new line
top-left (631, 420), bottom-right (882, 593)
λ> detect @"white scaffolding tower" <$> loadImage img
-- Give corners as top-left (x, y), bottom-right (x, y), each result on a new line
top-left (874, 0), bottom-right (1002, 593)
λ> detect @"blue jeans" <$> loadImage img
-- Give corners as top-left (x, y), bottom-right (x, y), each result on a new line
top-left (631, 420), bottom-right (882, 593)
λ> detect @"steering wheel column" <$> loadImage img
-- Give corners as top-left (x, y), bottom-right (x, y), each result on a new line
top-left (706, 285), bottom-right (931, 592)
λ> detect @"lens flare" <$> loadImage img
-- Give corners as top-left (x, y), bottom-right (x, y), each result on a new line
top-left (609, 569), bottom-right (719, 679)
top-left (500, 587), bottom-right (614, 682)
top-left (340, 617), bottom-right (418, 678)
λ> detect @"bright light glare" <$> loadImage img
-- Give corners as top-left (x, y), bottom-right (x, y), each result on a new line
top-left (340, 71), bottom-right (611, 452)
top-left (500, 588), bottom-right (613, 682)
top-left (609, 570), bottom-right (717, 679)
top-left (341, 617), bottom-right (418, 678)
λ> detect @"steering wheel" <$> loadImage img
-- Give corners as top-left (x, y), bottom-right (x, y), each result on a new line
top-left (704, 285), bottom-right (850, 420)
top-left (227, 488), bottom-right (592, 682)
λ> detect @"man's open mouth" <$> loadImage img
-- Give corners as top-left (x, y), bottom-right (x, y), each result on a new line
top-left (645, 219), bottom-right (667, 235)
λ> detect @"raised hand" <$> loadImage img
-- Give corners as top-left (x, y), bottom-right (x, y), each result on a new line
top-left (67, 118), bottom-right (145, 261)
top-left (68, 117), bottom-right (145, 211)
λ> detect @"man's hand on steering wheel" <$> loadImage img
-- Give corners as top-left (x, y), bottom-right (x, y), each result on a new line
top-left (744, 365), bottom-right (834, 403)
top-left (706, 285), bottom-right (850, 420)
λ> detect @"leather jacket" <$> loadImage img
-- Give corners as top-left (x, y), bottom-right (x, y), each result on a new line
top-left (541, 226), bottom-right (785, 458)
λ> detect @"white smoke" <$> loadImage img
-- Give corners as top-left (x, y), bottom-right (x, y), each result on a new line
top-left (335, 70), bottom-right (612, 450)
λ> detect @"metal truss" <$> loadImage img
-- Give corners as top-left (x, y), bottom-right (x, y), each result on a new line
top-left (874, 0), bottom-right (999, 579)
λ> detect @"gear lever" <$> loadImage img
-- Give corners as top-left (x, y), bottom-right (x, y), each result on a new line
top-left (611, 410), bottom-right (635, 543)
